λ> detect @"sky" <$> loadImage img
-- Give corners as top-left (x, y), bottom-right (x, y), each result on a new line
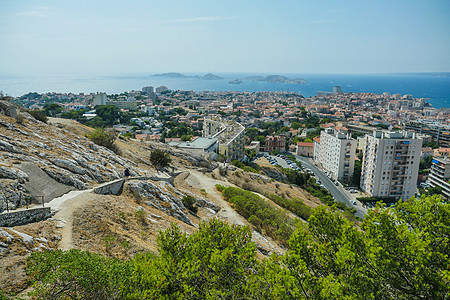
top-left (0, 0), bottom-right (449, 75)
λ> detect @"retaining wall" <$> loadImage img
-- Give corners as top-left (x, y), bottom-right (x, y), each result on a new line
top-left (94, 179), bottom-right (125, 195)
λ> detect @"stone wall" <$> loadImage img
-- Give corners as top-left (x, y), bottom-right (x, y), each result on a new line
top-left (0, 207), bottom-right (52, 227)
top-left (94, 179), bottom-right (125, 195)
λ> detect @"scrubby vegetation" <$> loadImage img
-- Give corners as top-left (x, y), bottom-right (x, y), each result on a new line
top-left (265, 193), bottom-right (313, 220)
top-left (181, 195), bottom-right (198, 214)
top-left (149, 149), bottom-right (172, 169)
top-left (231, 160), bottom-right (260, 174)
top-left (88, 128), bottom-right (118, 152)
top-left (216, 185), bottom-right (295, 244)
top-left (28, 109), bottom-right (48, 123)
top-left (24, 195), bottom-right (449, 299)
top-left (282, 168), bottom-right (359, 220)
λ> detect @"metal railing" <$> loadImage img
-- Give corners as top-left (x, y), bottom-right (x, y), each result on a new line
top-left (2, 195), bottom-right (45, 213)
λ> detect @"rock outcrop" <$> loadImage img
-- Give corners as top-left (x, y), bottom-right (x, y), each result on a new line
top-left (127, 180), bottom-right (219, 226)
top-left (0, 110), bottom-right (153, 210)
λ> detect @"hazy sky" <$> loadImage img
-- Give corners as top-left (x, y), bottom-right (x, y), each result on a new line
top-left (1, 0), bottom-right (449, 75)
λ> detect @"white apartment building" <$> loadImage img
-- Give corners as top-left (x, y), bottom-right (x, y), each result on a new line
top-left (316, 128), bottom-right (356, 183)
top-left (361, 130), bottom-right (422, 200)
top-left (93, 92), bottom-right (107, 106)
top-left (155, 86), bottom-right (169, 94)
top-left (203, 116), bottom-right (245, 161)
top-left (313, 136), bottom-right (320, 162)
top-left (428, 157), bottom-right (450, 200)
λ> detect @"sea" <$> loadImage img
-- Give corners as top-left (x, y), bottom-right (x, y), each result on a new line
top-left (0, 73), bottom-right (449, 108)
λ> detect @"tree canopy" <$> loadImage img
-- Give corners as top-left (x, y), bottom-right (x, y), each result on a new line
top-left (25, 195), bottom-right (449, 299)
top-left (149, 149), bottom-right (172, 168)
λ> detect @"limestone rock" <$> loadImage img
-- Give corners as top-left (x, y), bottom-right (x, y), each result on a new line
top-left (0, 140), bottom-right (23, 154)
top-left (0, 100), bottom-right (18, 118)
top-left (52, 158), bottom-right (88, 175)
top-left (127, 180), bottom-right (193, 226)
top-left (0, 228), bottom-right (14, 243)
top-left (0, 165), bottom-right (29, 183)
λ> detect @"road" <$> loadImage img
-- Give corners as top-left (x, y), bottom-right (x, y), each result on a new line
top-left (294, 155), bottom-right (367, 219)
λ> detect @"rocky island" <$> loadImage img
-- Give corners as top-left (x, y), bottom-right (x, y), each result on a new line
top-left (245, 74), bottom-right (306, 84)
top-left (228, 79), bottom-right (242, 84)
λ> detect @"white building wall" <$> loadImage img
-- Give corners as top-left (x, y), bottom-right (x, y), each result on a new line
top-left (93, 92), bottom-right (107, 106)
top-left (317, 128), bottom-right (356, 182)
top-left (361, 131), bottom-right (422, 200)
top-left (313, 140), bottom-right (320, 162)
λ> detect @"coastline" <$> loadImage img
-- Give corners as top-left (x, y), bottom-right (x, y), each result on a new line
top-left (0, 73), bottom-right (448, 108)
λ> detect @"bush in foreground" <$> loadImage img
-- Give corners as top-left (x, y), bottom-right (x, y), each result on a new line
top-left (26, 196), bottom-right (449, 299)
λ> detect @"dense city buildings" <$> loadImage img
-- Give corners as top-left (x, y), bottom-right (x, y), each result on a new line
top-left (11, 87), bottom-right (450, 201)
top-left (360, 130), bottom-right (422, 200)
top-left (315, 127), bottom-right (356, 183)
top-left (405, 121), bottom-right (450, 147)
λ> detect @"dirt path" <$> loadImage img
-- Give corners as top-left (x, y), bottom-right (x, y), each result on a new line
top-left (48, 189), bottom-right (95, 250)
top-left (184, 169), bottom-right (284, 254)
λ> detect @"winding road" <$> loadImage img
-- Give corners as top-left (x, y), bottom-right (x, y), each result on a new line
top-left (294, 155), bottom-right (367, 219)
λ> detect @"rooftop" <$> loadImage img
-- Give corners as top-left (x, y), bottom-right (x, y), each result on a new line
top-left (169, 137), bottom-right (218, 150)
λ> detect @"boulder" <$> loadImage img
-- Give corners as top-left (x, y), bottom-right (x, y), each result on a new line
top-left (0, 100), bottom-right (18, 119)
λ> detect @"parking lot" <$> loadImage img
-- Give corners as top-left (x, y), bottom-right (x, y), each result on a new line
top-left (254, 153), bottom-right (302, 171)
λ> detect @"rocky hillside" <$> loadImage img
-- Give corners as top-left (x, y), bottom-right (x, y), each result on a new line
top-left (0, 99), bottom-right (154, 210)
top-left (0, 98), bottom-right (294, 295)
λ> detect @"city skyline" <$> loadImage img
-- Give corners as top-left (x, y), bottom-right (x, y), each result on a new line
top-left (0, 0), bottom-right (449, 76)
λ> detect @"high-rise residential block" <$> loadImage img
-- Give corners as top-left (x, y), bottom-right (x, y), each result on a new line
top-left (93, 92), bottom-right (107, 106)
top-left (428, 157), bottom-right (450, 200)
top-left (316, 127), bottom-right (356, 183)
top-left (142, 86), bottom-right (154, 94)
top-left (361, 130), bottom-right (421, 200)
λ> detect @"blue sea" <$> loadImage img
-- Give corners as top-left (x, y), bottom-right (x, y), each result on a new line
top-left (0, 73), bottom-right (449, 108)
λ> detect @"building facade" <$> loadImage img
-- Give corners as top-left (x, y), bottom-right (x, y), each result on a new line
top-left (203, 116), bottom-right (245, 161)
top-left (316, 127), bottom-right (356, 183)
top-left (360, 130), bottom-right (422, 200)
top-left (296, 142), bottom-right (314, 157)
top-left (405, 121), bottom-right (450, 147)
top-left (428, 157), bottom-right (450, 200)
top-left (142, 86), bottom-right (154, 94)
top-left (265, 135), bottom-right (286, 153)
top-left (93, 92), bottom-right (107, 106)
top-left (313, 137), bottom-right (320, 162)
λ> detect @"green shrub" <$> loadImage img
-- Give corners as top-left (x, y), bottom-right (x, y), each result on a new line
top-left (149, 149), bottom-right (171, 168)
top-left (181, 195), bottom-right (198, 214)
top-left (28, 110), bottom-right (48, 123)
top-left (134, 209), bottom-right (146, 225)
top-left (26, 249), bottom-right (131, 299)
top-left (266, 194), bottom-right (312, 220)
top-left (88, 128), bottom-right (117, 152)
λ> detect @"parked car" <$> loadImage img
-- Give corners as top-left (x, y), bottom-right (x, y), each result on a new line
top-left (352, 201), bottom-right (357, 205)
